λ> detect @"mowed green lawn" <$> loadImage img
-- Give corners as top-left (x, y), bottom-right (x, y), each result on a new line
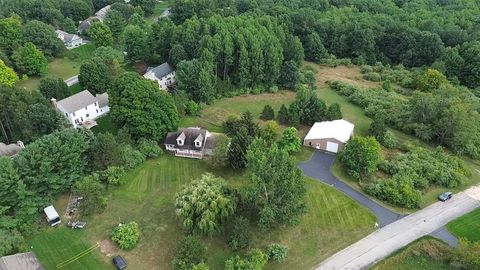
top-left (370, 237), bottom-right (452, 270)
top-left (447, 208), bottom-right (480, 242)
top-left (30, 227), bottom-right (112, 270)
top-left (17, 44), bottom-right (95, 91)
top-left (31, 155), bottom-right (375, 270)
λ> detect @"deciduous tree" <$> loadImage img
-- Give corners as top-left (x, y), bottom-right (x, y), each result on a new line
top-left (277, 127), bottom-right (301, 153)
top-left (12, 42), bottom-right (48, 76)
top-left (0, 60), bottom-right (18, 86)
top-left (175, 173), bottom-right (236, 235)
top-left (247, 139), bottom-right (306, 229)
top-left (38, 78), bottom-right (69, 99)
top-left (339, 136), bottom-right (382, 179)
top-left (89, 22), bottom-right (113, 47)
top-left (79, 58), bottom-right (112, 94)
top-left (109, 72), bottom-right (179, 140)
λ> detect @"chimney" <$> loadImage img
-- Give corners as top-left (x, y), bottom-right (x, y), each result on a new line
top-left (51, 98), bottom-right (57, 109)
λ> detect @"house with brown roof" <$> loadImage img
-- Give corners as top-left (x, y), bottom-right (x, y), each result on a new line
top-left (164, 127), bottom-right (217, 159)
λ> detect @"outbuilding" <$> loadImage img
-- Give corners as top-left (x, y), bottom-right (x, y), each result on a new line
top-left (303, 119), bottom-right (354, 153)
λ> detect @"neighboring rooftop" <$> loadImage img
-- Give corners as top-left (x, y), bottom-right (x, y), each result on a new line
top-left (96, 93), bottom-right (109, 108)
top-left (147, 63), bottom-right (174, 79)
top-left (55, 30), bottom-right (79, 42)
top-left (0, 252), bottom-right (44, 270)
top-left (304, 119), bottom-right (355, 143)
top-left (165, 127), bottom-right (213, 150)
top-left (56, 90), bottom-right (97, 113)
top-left (95, 5), bottom-right (111, 21)
top-left (0, 141), bottom-right (24, 157)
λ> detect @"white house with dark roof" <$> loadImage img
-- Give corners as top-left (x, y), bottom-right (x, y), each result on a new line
top-left (143, 63), bottom-right (176, 90)
top-left (52, 90), bottom-right (109, 129)
top-left (55, 30), bottom-right (83, 49)
top-left (164, 127), bottom-right (218, 159)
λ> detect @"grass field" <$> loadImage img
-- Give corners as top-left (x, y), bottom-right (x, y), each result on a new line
top-left (92, 115), bottom-right (121, 135)
top-left (146, 1), bottom-right (170, 23)
top-left (447, 208), bottom-right (480, 242)
top-left (370, 237), bottom-right (452, 270)
top-left (17, 44), bottom-right (95, 91)
top-left (31, 155), bottom-right (375, 270)
top-left (180, 91), bottom-right (296, 133)
top-left (30, 227), bottom-right (111, 270)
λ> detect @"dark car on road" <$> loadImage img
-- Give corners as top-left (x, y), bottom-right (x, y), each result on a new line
top-left (113, 255), bottom-right (127, 270)
top-left (439, 192), bottom-right (453, 202)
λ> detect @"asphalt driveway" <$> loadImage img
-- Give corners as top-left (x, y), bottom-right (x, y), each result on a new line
top-left (299, 150), bottom-right (459, 246)
top-left (299, 151), bottom-right (403, 226)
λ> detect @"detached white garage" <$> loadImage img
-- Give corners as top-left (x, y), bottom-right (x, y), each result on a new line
top-left (303, 119), bottom-right (355, 153)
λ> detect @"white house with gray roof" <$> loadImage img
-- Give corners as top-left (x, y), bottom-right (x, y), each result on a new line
top-left (52, 90), bottom-right (109, 129)
top-left (143, 63), bottom-right (176, 90)
top-left (55, 30), bottom-right (83, 49)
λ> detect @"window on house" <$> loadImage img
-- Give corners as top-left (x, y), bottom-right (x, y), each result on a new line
top-left (86, 114), bottom-right (89, 117)
top-left (85, 107), bottom-right (87, 110)
top-left (81, 117), bottom-right (83, 121)
top-left (65, 113), bottom-right (68, 117)
top-left (309, 142), bottom-right (312, 146)
top-left (96, 109), bottom-right (99, 113)
top-left (73, 112), bottom-right (76, 116)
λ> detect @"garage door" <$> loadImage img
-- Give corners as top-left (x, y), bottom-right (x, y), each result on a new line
top-left (326, 142), bottom-right (339, 153)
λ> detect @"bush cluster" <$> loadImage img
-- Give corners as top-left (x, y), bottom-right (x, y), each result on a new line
top-left (111, 222), bottom-right (140, 250)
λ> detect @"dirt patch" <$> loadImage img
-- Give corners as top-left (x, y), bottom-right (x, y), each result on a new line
top-left (308, 64), bottom-right (379, 88)
top-left (98, 239), bottom-right (118, 257)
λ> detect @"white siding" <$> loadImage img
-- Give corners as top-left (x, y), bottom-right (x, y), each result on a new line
top-left (57, 102), bottom-right (109, 128)
top-left (143, 71), bottom-right (176, 90)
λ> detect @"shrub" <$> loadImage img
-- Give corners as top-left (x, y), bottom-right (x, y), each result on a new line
top-left (364, 173), bottom-right (421, 209)
top-left (102, 166), bottom-right (126, 185)
top-left (137, 139), bottom-right (162, 158)
top-left (172, 236), bottom-right (207, 270)
top-left (363, 72), bottom-right (382, 81)
top-left (265, 244), bottom-right (288, 263)
top-left (382, 146), bottom-right (466, 188)
top-left (380, 130), bottom-right (397, 149)
top-left (260, 105), bottom-right (275, 120)
top-left (228, 217), bottom-right (250, 251)
top-left (72, 174), bottom-right (107, 215)
top-left (120, 145), bottom-right (146, 169)
top-left (452, 238), bottom-right (480, 270)
top-left (185, 100), bottom-right (201, 116)
top-left (111, 222), bottom-right (140, 250)
top-left (225, 248), bottom-right (268, 270)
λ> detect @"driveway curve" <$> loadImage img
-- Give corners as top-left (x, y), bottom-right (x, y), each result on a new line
top-left (299, 151), bottom-right (459, 246)
top-left (299, 151), bottom-right (403, 226)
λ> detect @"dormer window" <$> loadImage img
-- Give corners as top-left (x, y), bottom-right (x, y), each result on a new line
top-left (194, 133), bottom-right (203, 148)
top-left (177, 132), bottom-right (186, 146)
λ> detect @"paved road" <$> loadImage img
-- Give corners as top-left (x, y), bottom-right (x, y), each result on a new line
top-left (299, 151), bottom-right (480, 269)
top-left (64, 75), bottom-right (79, 87)
top-left (315, 187), bottom-right (480, 269)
